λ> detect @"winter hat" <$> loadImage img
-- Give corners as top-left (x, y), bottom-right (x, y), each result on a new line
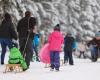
top-left (67, 31), bottom-right (72, 36)
top-left (95, 31), bottom-right (100, 37)
top-left (54, 24), bottom-right (60, 31)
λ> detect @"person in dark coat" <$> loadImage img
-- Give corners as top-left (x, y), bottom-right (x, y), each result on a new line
top-left (87, 31), bottom-right (100, 62)
top-left (0, 13), bottom-right (17, 65)
top-left (64, 32), bottom-right (75, 65)
top-left (17, 11), bottom-right (37, 69)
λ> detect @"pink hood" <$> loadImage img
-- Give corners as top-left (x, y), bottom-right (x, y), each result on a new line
top-left (48, 31), bottom-right (64, 51)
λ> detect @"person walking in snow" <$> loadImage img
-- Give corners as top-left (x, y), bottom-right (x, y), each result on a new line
top-left (48, 24), bottom-right (63, 71)
top-left (17, 11), bottom-right (37, 69)
top-left (0, 13), bottom-right (17, 65)
top-left (64, 32), bottom-right (75, 65)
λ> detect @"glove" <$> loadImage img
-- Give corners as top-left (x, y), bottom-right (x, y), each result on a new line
top-left (12, 39), bottom-right (18, 48)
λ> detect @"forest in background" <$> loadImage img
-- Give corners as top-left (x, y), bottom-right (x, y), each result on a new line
top-left (0, 0), bottom-right (100, 40)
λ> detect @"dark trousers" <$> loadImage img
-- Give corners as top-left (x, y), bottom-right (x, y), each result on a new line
top-left (33, 45), bottom-right (39, 61)
top-left (50, 51), bottom-right (60, 70)
top-left (64, 49), bottom-right (73, 65)
top-left (19, 38), bottom-right (33, 67)
top-left (90, 47), bottom-right (99, 61)
top-left (79, 51), bottom-right (86, 58)
top-left (0, 39), bottom-right (13, 64)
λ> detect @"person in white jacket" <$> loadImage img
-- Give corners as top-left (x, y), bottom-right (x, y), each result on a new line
top-left (78, 41), bottom-right (86, 58)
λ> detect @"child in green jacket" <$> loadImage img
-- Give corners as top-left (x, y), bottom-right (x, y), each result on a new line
top-left (8, 47), bottom-right (27, 71)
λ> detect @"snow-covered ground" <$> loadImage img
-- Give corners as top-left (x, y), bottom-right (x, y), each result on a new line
top-left (0, 51), bottom-right (100, 80)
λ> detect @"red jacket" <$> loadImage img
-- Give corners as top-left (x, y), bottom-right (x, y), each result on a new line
top-left (48, 31), bottom-right (64, 51)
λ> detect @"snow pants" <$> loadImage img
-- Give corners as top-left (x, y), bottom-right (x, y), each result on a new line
top-left (50, 51), bottom-right (60, 70)
top-left (64, 49), bottom-right (73, 65)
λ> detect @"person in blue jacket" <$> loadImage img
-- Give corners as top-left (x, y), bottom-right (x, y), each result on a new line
top-left (32, 33), bottom-right (40, 61)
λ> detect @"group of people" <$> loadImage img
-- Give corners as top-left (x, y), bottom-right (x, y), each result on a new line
top-left (44, 26), bottom-right (100, 71)
top-left (0, 11), bottom-right (100, 72)
top-left (0, 11), bottom-right (76, 71)
top-left (40, 24), bottom-right (76, 71)
top-left (0, 11), bottom-right (37, 71)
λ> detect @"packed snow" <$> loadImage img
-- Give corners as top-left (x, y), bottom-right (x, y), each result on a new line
top-left (0, 51), bottom-right (100, 80)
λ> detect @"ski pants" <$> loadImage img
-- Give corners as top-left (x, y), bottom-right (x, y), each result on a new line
top-left (50, 51), bottom-right (60, 70)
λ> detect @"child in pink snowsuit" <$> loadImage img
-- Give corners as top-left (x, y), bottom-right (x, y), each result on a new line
top-left (48, 24), bottom-right (64, 71)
